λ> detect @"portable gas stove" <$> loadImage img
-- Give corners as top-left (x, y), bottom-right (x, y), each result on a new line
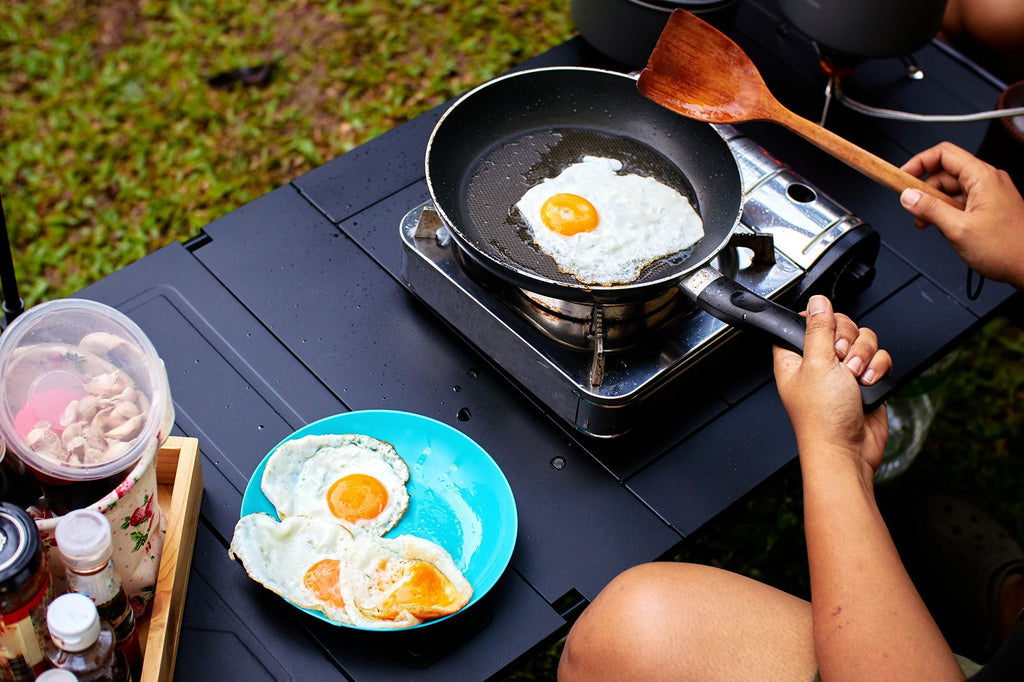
top-left (401, 126), bottom-right (880, 437)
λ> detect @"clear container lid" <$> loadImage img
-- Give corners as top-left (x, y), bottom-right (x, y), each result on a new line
top-left (55, 509), bottom-right (113, 571)
top-left (0, 298), bottom-right (171, 483)
top-left (47, 593), bottom-right (101, 652)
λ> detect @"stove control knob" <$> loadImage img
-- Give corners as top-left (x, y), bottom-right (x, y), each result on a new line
top-left (790, 223), bottom-right (880, 306)
top-left (834, 259), bottom-right (877, 301)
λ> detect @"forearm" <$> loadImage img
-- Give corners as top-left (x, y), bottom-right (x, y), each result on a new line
top-left (799, 443), bottom-right (963, 681)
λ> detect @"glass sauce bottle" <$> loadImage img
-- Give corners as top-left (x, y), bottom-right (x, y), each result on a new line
top-left (55, 509), bottom-right (142, 679)
top-left (0, 502), bottom-right (52, 681)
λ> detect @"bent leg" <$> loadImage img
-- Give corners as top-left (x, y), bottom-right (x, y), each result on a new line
top-left (558, 562), bottom-right (815, 682)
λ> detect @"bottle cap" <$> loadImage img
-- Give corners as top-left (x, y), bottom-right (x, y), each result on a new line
top-left (55, 509), bottom-right (113, 571)
top-left (47, 592), bottom-right (101, 652)
top-left (0, 501), bottom-right (43, 593)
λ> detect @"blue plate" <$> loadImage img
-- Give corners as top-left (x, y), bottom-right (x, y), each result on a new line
top-left (240, 410), bottom-right (517, 630)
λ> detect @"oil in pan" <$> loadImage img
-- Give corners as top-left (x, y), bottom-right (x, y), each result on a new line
top-left (465, 127), bottom-right (700, 283)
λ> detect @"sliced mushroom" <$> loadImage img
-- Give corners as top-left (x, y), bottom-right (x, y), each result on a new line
top-left (115, 387), bottom-right (140, 408)
top-left (135, 389), bottom-right (150, 417)
top-left (60, 421), bottom-right (84, 449)
top-left (111, 401), bottom-right (140, 421)
top-left (78, 332), bottom-right (133, 359)
top-left (76, 395), bottom-right (102, 422)
top-left (60, 400), bottom-right (80, 429)
top-left (26, 422), bottom-right (65, 461)
top-left (100, 440), bottom-right (133, 463)
top-left (106, 414), bottom-right (143, 441)
top-left (65, 436), bottom-right (88, 463)
top-left (81, 446), bottom-right (103, 464)
top-left (85, 371), bottom-right (127, 399)
top-left (83, 424), bottom-right (107, 450)
top-left (90, 406), bottom-right (116, 432)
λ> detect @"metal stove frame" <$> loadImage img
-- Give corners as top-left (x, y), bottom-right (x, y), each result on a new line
top-left (401, 126), bottom-right (869, 437)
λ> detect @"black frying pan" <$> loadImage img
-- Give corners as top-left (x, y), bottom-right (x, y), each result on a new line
top-left (425, 67), bottom-right (889, 409)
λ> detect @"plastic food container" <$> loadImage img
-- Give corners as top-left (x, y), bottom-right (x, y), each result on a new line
top-left (0, 298), bottom-right (174, 514)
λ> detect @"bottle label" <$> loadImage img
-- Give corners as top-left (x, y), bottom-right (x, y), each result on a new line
top-left (0, 573), bottom-right (50, 678)
top-left (67, 558), bottom-right (120, 605)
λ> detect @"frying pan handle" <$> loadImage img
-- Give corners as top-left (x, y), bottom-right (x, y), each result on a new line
top-left (693, 276), bottom-right (891, 412)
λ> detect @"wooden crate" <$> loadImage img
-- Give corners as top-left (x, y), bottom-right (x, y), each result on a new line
top-left (135, 436), bottom-right (203, 682)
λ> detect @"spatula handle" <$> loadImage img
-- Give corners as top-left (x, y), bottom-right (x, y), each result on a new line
top-left (777, 107), bottom-right (964, 210)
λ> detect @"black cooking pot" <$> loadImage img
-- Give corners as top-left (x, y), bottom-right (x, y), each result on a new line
top-left (778, 0), bottom-right (948, 62)
top-left (571, 0), bottom-right (740, 68)
top-left (425, 67), bottom-right (889, 409)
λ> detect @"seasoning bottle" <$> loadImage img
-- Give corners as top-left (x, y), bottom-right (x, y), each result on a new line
top-left (45, 592), bottom-right (130, 682)
top-left (0, 502), bottom-right (52, 681)
top-left (55, 509), bottom-right (142, 679)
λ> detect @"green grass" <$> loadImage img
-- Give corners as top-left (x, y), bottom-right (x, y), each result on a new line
top-left (0, 0), bottom-right (575, 304)
top-left (3, 2), bottom-right (1022, 679)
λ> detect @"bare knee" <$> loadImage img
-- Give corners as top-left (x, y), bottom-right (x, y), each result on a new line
top-left (558, 562), bottom-right (815, 681)
top-left (558, 562), bottom-right (713, 681)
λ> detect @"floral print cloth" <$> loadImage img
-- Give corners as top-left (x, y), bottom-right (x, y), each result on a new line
top-left (34, 436), bottom-right (166, 617)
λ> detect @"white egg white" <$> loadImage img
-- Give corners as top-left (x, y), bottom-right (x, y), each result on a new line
top-left (230, 515), bottom-right (474, 630)
top-left (515, 155), bottom-right (705, 284)
top-left (228, 513), bottom-right (354, 624)
top-left (338, 534), bottom-right (474, 629)
top-left (261, 433), bottom-right (410, 536)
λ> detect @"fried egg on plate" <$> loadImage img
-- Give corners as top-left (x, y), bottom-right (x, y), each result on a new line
top-left (229, 515), bottom-right (473, 629)
top-left (261, 433), bottom-right (410, 536)
top-left (515, 155), bottom-right (704, 285)
top-left (229, 513), bottom-right (354, 624)
top-left (339, 534), bottom-right (473, 629)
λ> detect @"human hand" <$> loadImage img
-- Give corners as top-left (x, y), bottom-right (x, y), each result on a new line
top-left (900, 142), bottom-right (1024, 290)
top-left (773, 296), bottom-right (891, 472)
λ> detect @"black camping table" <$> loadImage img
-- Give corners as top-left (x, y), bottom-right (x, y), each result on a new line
top-left (74, 0), bottom-right (1020, 678)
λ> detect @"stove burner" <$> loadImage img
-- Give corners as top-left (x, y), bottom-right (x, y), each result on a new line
top-left (401, 127), bottom-right (878, 437)
top-left (448, 217), bottom-right (784, 387)
top-left (517, 288), bottom-right (684, 349)
top-left (517, 288), bottom-right (688, 387)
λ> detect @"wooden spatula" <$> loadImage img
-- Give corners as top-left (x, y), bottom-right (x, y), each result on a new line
top-left (637, 9), bottom-right (962, 209)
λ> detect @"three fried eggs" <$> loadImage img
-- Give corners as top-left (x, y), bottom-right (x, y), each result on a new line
top-left (229, 433), bottom-right (473, 629)
top-left (515, 155), bottom-right (705, 285)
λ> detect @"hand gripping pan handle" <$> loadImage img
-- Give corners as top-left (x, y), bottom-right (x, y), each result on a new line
top-left (683, 268), bottom-right (892, 412)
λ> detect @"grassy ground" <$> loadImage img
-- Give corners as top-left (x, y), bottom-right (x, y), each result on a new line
top-left (3, 2), bottom-right (1022, 680)
top-left (0, 0), bottom-right (575, 304)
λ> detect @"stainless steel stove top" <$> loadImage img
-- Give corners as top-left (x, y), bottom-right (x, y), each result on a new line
top-left (401, 126), bottom-right (874, 437)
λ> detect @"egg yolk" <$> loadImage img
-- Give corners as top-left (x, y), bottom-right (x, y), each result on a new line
top-left (303, 559), bottom-right (345, 610)
top-left (327, 473), bottom-right (388, 522)
top-left (540, 193), bottom-right (599, 235)
top-left (380, 560), bottom-right (463, 618)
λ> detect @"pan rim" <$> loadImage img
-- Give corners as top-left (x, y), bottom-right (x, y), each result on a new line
top-left (424, 65), bottom-right (744, 298)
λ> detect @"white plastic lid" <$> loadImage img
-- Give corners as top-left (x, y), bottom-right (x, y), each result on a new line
top-left (55, 509), bottom-right (113, 571)
top-left (47, 592), bottom-right (101, 652)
